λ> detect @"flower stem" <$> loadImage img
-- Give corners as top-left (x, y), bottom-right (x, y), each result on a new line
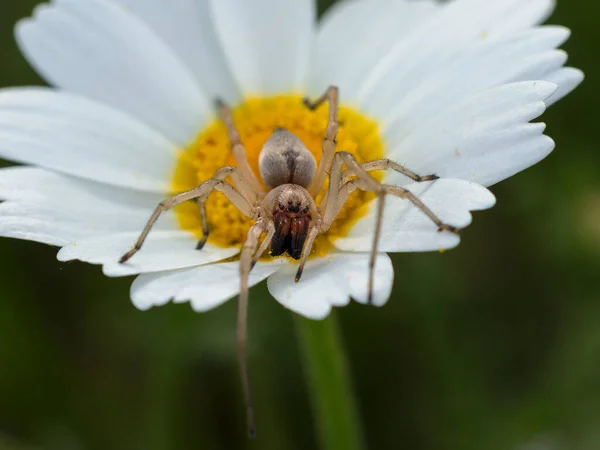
top-left (295, 312), bottom-right (365, 450)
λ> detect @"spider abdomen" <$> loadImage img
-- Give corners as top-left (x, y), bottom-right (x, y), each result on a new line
top-left (259, 128), bottom-right (316, 188)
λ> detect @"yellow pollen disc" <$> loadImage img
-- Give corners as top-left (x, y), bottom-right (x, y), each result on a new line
top-left (172, 95), bottom-right (384, 258)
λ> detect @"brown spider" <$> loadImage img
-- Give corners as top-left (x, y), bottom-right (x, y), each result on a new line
top-left (118, 86), bottom-right (458, 437)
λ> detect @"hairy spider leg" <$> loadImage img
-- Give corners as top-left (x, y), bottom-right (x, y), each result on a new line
top-left (250, 221), bottom-right (276, 270)
top-left (118, 180), bottom-right (253, 264)
top-left (304, 86), bottom-right (339, 197)
top-left (238, 220), bottom-right (267, 438)
top-left (194, 166), bottom-right (259, 250)
top-left (215, 99), bottom-right (266, 195)
top-left (317, 152), bottom-right (459, 304)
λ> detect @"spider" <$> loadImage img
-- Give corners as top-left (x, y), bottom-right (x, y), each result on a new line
top-left (118, 86), bottom-right (459, 437)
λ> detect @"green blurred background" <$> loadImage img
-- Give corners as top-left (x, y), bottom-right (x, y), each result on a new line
top-left (0, 1), bottom-right (597, 449)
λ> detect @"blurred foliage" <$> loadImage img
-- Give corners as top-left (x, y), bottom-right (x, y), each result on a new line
top-left (0, 0), bottom-right (598, 449)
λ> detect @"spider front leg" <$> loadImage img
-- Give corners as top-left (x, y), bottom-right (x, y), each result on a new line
top-left (237, 220), bottom-right (267, 438)
top-left (319, 152), bottom-right (459, 304)
top-left (194, 166), bottom-right (259, 250)
top-left (303, 85), bottom-right (339, 196)
top-left (249, 220), bottom-right (276, 271)
top-left (118, 179), bottom-right (253, 264)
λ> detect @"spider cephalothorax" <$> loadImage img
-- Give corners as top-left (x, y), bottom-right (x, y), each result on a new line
top-left (268, 184), bottom-right (315, 260)
top-left (118, 86), bottom-right (458, 436)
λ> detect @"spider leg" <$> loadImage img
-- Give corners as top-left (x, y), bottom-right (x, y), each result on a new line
top-left (238, 221), bottom-right (266, 438)
top-left (119, 179), bottom-right (253, 264)
top-left (327, 152), bottom-right (383, 303)
top-left (379, 185), bottom-right (459, 233)
top-left (342, 159), bottom-right (439, 184)
top-left (215, 99), bottom-right (265, 195)
top-left (195, 197), bottom-right (210, 250)
top-left (249, 220), bottom-right (276, 271)
top-left (320, 152), bottom-right (458, 304)
top-left (304, 86), bottom-right (339, 197)
top-left (321, 158), bottom-right (440, 207)
top-left (293, 225), bottom-right (320, 282)
top-left (295, 164), bottom-right (377, 283)
top-left (195, 166), bottom-right (259, 250)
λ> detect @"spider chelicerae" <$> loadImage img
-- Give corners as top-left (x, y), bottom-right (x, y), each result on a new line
top-left (118, 86), bottom-right (459, 436)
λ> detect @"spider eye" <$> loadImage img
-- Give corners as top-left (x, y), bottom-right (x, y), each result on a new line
top-left (279, 203), bottom-right (285, 211)
top-left (287, 200), bottom-right (292, 205)
top-left (303, 207), bottom-right (309, 213)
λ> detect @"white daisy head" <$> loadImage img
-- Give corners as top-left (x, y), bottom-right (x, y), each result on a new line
top-left (0, 0), bottom-right (582, 320)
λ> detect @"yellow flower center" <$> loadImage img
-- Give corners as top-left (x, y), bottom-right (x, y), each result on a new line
top-left (172, 95), bottom-right (384, 258)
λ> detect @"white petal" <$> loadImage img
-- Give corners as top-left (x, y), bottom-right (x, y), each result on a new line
top-left (308, 0), bottom-right (440, 100)
top-left (334, 179), bottom-right (495, 253)
top-left (0, 202), bottom-right (91, 246)
top-left (131, 260), bottom-right (284, 311)
top-left (113, 0), bottom-right (241, 104)
top-left (386, 81), bottom-right (558, 187)
top-left (0, 167), bottom-right (166, 213)
top-left (57, 230), bottom-right (238, 277)
top-left (489, 0), bottom-right (555, 35)
top-left (543, 67), bottom-right (584, 106)
top-left (344, 253), bottom-right (393, 307)
top-left (0, 200), bottom-right (171, 247)
top-left (267, 253), bottom-right (394, 319)
top-left (0, 88), bottom-right (178, 192)
top-left (0, 167), bottom-right (175, 246)
top-left (209, 0), bottom-right (315, 94)
top-left (355, 0), bottom-right (556, 111)
top-left (17, 0), bottom-right (210, 145)
top-left (379, 27), bottom-right (570, 135)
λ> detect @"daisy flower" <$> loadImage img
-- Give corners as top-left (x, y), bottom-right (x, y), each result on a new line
top-left (0, 0), bottom-right (581, 320)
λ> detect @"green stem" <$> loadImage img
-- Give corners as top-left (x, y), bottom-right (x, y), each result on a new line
top-left (295, 312), bottom-right (365, 450)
